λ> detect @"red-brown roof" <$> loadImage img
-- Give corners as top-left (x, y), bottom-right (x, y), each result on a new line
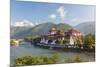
top-left (66, 28), bottom-right (81, 36)
top-left (41, 28), bottom-right (82, 37)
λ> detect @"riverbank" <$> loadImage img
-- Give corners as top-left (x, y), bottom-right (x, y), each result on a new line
top-left (14, 53), bottom-right (89, 66)
top-left (10, 42), bottom-right (95, 66)
top-left (34, 43), bottom-right (95, 52)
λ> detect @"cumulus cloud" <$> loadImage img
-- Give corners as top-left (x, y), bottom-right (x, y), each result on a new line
top-left (34, 21), bottom-right (40, 26)
top-left (49, 14), bottom-right (56, 19)
top-left (57, 6), bottom-right (67, 23)
top-left (13, 20), bottom-right (34, 27)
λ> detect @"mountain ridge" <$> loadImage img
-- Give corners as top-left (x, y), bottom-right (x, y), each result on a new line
top-left (11, 22), bottom-right (72, 39)
top-left (75, 21), bottom-right (95, 35)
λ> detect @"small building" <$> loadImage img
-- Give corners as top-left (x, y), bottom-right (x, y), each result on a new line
top-left (10, 39), bottom-right (19, 46)
top-left (66, 29), bottom-right (83, 47)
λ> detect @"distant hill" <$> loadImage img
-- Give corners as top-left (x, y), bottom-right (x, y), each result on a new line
top-left (75, 22), bottom-right (95, 35)
top-left (10, 26), bottom-right (33, 39)
top-left (10, 22), bottom-right (72, 39)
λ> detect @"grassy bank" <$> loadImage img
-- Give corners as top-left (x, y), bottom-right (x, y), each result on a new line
top-left (13, 53), bottom-right (84, 66)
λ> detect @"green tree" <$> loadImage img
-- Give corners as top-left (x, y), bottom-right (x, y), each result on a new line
top-left (32, 37), bottom-right (41, 45)
top-left (83, 34), bottom-right (94, 49)
top-left (76, 39), bottom-right (82, 48)
top-left (55, 38), bottom-right (62, 45)
top-left (10, 39), bottom-right (17, 46)
top-left (91, 34), bottom-right (95, 44)
top-left (63, 39), bottom-right (69, 45)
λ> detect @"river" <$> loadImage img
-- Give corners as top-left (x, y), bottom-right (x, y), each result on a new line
top-left (10, 42), bottom-right (95, 65)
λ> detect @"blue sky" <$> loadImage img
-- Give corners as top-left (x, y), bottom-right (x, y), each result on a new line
top-left (11, 0), bottom-right (96, 26)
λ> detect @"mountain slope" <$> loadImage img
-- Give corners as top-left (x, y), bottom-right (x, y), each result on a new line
top-left (75, 22), bottom-right (95, 35)
top-left (10, 26), bottom-right (33, 39)
top-left (10, 22), bottom-right (72, 39)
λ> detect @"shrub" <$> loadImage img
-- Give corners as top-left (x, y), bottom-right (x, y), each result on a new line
top-left (73, 55), bottom-right (82, 63)
top-left (10, 39), bottom-right (17, 46)
top-left (63, 39), bottom-right (69, 45)
top-left (64, 58), bottom-right (73, 63)
top-left (83, 34), bottom-right (95, 51)
top-left (15, 53), bottom-right (60, 66)
top-left (55, 38), bottom-right (62, 44)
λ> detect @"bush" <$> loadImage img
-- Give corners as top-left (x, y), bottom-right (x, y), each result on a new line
top-left (55, 38), bottom-right (62, 44)
top-left (64, 58), bottom-right (73, 63)
top-left (24, 36), bottom-right (41, 45)
top-left (64, 55), bottom-right (82, 63)
top-left (50, 53), bottom-right (59, 63)
top-left (63, 39), bottom-right (69, 45)
top-left (32, 37), bottom-right (41, 45)
top-left (15, 53), bottom-right (60, 66)
top-left (83, 34), bottom-right (95, 50)
top-left (73, 55), bottom-right (82, 63)
top-left (10, 39), bottom-right (17, 46)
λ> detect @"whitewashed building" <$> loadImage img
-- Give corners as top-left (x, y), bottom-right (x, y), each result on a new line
top-left (40, 27), bottom-right (83, 47)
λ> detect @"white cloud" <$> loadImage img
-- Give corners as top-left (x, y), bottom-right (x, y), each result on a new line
top-left (49, 14), bottom-right (56, 19)
top-left (34, 21), bottom-right (40, 26)
top-left (57, 6), bottom-right (67, 22)
top-left (13, 20), bottom-right (34, 27)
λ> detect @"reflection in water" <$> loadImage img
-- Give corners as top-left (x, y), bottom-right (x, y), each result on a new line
top-left (10, 42), bottom-right (95, 65)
